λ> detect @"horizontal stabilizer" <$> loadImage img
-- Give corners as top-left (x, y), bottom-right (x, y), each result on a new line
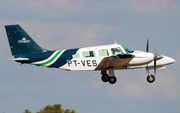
top-left (10, 58), bottom-right (29, 61)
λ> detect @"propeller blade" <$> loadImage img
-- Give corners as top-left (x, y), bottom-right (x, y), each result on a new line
top-left (154, 58), bottom-right (156, 75)
top-left (154, 46), bottom-right (157, 75)
top-left (146, 39), bottom-right (149, 52)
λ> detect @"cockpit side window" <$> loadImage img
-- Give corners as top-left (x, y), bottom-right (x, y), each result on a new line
top-left (111, 47), bottom-right (123, 55)
top-left (121, 45), bottom-right (134, 53)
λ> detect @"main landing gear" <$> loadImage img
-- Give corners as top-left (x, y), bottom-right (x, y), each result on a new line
top-left (101, 69), bottom-right (117, 84)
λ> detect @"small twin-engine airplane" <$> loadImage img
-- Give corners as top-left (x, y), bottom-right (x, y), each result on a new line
top-left (5, 24), bottom-right (175, 84)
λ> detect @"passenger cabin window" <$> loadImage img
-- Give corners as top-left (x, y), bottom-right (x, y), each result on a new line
top-left (111, 47), bottom-right (123, 55)
top-left (72, 53), bottom-right (80, 58)
top-left (83, 51), bottom-right (95, 57)
top-left (98, 49), bottom-right (109, 56)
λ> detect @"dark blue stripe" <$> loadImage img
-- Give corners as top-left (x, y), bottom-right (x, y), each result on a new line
top-left (49, 48), bottom-right (79, 68)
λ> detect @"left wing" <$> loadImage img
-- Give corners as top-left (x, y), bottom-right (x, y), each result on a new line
top-left (95, 54), bottom-right (134, 70)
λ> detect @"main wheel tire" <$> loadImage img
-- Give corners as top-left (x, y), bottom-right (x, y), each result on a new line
top-left (147, 74), bottom-right (155, 83)
top-left (101, 74), bottom-right (109, 82)
top-left (108, 76), bottom-right (117, 84)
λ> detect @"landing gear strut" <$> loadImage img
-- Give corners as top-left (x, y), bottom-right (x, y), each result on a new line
top-left (101, 69), bottom-right (117, 84)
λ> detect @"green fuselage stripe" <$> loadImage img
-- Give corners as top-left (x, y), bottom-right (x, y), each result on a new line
top-left (111, 55), bottom-right (118, 59)
top-left (37, 50), bottom-right (63, 66)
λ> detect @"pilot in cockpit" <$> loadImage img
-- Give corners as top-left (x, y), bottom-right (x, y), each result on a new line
top-left (111, 47), bottom-right (122, 55)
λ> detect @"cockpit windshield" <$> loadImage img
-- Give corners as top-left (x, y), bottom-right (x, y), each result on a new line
top-left (122, 45), bottom-right (134, 53)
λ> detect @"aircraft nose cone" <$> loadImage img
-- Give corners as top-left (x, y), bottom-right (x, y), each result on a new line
top-left (156, 55), bottom-right (175, 66)
top-left (170, 58), bottom-right (175, 64)
top-left (166, 56), bottom-right (175, 64)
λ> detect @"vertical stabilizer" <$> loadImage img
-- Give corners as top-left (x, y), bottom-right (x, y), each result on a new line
top-left (5, 24), bottom-right (45, 56)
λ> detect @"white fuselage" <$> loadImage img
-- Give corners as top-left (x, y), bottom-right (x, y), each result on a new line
top-left (59, 44), bottom-right (175, 71)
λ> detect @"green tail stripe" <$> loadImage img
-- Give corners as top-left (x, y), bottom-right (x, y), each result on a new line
top-left (37, 50), bottom-right (63, 66)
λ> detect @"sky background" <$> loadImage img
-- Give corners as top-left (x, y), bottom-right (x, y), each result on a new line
top-left (0, 0), bottom-right (180, 113)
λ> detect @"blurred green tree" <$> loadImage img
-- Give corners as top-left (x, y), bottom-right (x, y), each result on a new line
top-left (24, 109), bottom-right (31, 113)
top-left (25, 104), bottom-right (76, 113)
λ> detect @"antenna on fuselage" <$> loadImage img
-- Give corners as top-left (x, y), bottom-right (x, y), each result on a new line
top-left (112, 40), bottom-right (117, 44)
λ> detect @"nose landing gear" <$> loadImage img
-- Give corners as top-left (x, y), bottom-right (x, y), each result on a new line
top-left (146, 70), bottom-right (155, 83)
top-left (147, 74), bottom-right (155, 83)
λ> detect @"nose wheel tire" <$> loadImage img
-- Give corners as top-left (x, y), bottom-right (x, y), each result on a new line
top-left (108, 76), bottom-right (117, 84)
top-left (101, 74), bottom-right (109, 82)
top-left (147, 74), bottom-right (155, 83)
